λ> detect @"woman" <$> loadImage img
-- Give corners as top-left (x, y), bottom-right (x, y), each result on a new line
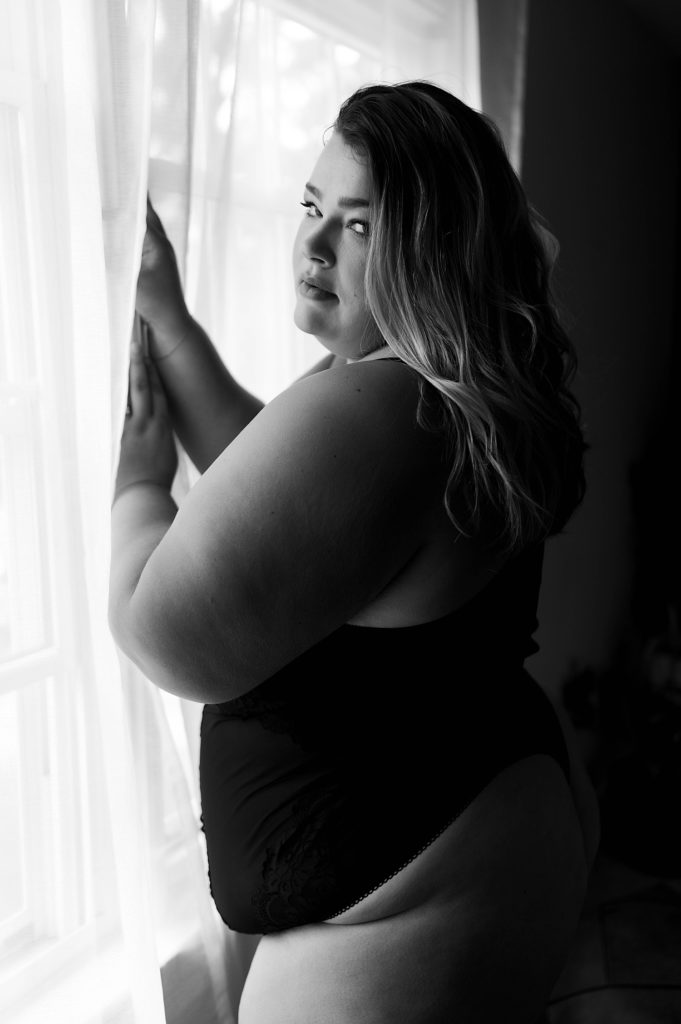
top-left (110, 81), bottom-right (599, 1023)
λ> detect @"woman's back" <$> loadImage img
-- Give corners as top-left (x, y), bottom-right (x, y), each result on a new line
top-left (306, 352), bottom-right (510, 629)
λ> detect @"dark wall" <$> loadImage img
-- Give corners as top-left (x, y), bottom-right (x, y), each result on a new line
top-left (513, 0), bottom-right (681, 696)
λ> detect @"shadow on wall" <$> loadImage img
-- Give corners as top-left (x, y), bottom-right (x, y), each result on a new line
top-left (545, 870), bottom-right (681, 1023)
top-left (549, 403), bottom-right (681, 1021)
top-left (560, 397), bottom-right (681, 879)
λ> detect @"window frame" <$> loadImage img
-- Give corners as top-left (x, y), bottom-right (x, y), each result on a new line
top-left (0, 0), bottom-right (111, 1011)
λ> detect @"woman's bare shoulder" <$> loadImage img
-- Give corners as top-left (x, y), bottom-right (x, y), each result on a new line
top-left (292, 351), bottom-right (336, 380)
top-left (278, 354), bottom-right (434, 463)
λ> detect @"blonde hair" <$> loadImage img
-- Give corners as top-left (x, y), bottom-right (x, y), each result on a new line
top-left (335, 81), bottom-right (587, 554)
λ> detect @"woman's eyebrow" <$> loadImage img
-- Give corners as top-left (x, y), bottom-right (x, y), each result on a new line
top-left (305, 182), bottom-right (370, 208)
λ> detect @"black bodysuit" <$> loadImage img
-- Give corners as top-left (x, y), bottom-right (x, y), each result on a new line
top-left (199, 542), bottom-right (569, 935)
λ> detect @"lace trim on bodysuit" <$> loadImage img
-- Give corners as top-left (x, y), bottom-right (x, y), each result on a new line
top-left (251, 788), bottom-right (344, 930)
top-left (325, 814), bottom-right (467, 921)
top-left (220, 681), bottom-right (318, 751)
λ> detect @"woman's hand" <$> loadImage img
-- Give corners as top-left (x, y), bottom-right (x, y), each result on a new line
top-left (136, 196), bottom-right (193, 358)
top-left (114, 320), bottom-right (178, 502)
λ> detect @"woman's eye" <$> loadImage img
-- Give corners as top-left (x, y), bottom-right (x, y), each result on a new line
top-left (300, 201), bottom-right (321, 218)
top-left (299, 202), bottom-right (368, 237)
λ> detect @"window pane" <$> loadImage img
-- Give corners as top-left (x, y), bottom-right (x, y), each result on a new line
top-left (0, 409), bottom-right (50, 661)
top-left (0, 67), bottom-right (48, 662)
top-left (0, 100), bottom-right (38, 385)
top-left (0, 690), bottom-right (27, 928)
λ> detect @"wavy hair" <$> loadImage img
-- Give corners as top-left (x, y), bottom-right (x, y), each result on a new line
top-left (334, 81), bottom-right (587, 554)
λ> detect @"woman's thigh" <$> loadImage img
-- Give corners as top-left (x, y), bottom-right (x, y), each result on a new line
top-left (238, 757), bottom-right (588, 1024)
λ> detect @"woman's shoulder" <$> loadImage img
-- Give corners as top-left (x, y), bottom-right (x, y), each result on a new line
top-left (289, 349), bottom-right (418, 399)
top-left (272, 352), bottom-right (435, 467)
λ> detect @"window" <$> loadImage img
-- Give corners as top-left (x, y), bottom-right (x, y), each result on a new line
top-left (0, 2), bottom-right (116, 1018)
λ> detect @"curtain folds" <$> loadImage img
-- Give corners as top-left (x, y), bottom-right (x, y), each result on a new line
top-left (58, 2), bottom-right (236, 1022)
top-left (51, 2), bottom-right (169, 1022)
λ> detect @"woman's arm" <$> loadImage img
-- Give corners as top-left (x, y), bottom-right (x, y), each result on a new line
top-left (110, 360), bottom-right (440, 703)
top-left (138, 198), bottom-right (264, 472)
top-left (110, 340), bottom-right (179, 646)
top-left (147, 316), bottom-right (264, 473)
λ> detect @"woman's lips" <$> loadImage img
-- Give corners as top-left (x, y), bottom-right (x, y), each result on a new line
top-left (299, 279), bottom-right (337, 301)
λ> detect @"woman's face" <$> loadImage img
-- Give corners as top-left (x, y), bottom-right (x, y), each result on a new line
top-left (292, 131), bottom-right (382, 360)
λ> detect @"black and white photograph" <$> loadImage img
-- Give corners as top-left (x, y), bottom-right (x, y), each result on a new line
top-left (1, 1), bottom-right (680, 1022)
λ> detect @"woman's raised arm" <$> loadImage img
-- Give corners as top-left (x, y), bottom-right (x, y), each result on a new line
top-left (137, 197), bottom-right (264, 472)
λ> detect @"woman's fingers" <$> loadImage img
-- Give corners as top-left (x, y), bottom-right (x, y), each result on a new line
top-left (140, 317), bottom-right (166, 411)
top-left (128, 338), bottom-right (153, 419)
top-left (139, 315), bottom-right (150, 359)
top-left (116, 321), bottom-right (178, 496)
top-left (147, 356), bottom-right (168, 415)
top-left (126, 317), bottom-right (172, 422)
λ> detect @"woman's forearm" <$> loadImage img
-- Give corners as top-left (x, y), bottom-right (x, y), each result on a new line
top-left (109, 482), bottom-right (178, 663)
top-left (150, 317), bottom-right (264, 473)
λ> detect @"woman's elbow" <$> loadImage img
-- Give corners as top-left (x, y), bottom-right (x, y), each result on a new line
top-left (108, 590), bottom-right (242, 704)
top-left (108, 592), bottom-right (183, 696)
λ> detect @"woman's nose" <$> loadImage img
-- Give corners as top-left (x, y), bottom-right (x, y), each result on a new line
top-left (302, 220), bottom-right (336, 266)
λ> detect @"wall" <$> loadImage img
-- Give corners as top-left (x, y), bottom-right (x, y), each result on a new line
top-left (514, 0), bottom-right (681, 698)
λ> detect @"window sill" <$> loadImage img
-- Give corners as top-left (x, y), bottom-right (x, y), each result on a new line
top-left (1, 921), bottom-right (204, 1024)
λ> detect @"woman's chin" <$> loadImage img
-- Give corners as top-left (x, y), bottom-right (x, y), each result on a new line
top-left (293, 304), bottom-right (325, 337)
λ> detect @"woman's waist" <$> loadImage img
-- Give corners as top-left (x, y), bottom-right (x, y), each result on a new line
top-left (199, 666), bottom-right (566, 807)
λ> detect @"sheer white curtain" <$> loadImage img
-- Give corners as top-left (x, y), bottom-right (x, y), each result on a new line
top-left (0, 2), bottom-right (480, 1023)
top-left (1, 3), bottom-right (236, 1022)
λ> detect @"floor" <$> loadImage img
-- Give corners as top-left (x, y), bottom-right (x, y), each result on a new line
top-left (545, 849), bottom-right (681, 1023)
